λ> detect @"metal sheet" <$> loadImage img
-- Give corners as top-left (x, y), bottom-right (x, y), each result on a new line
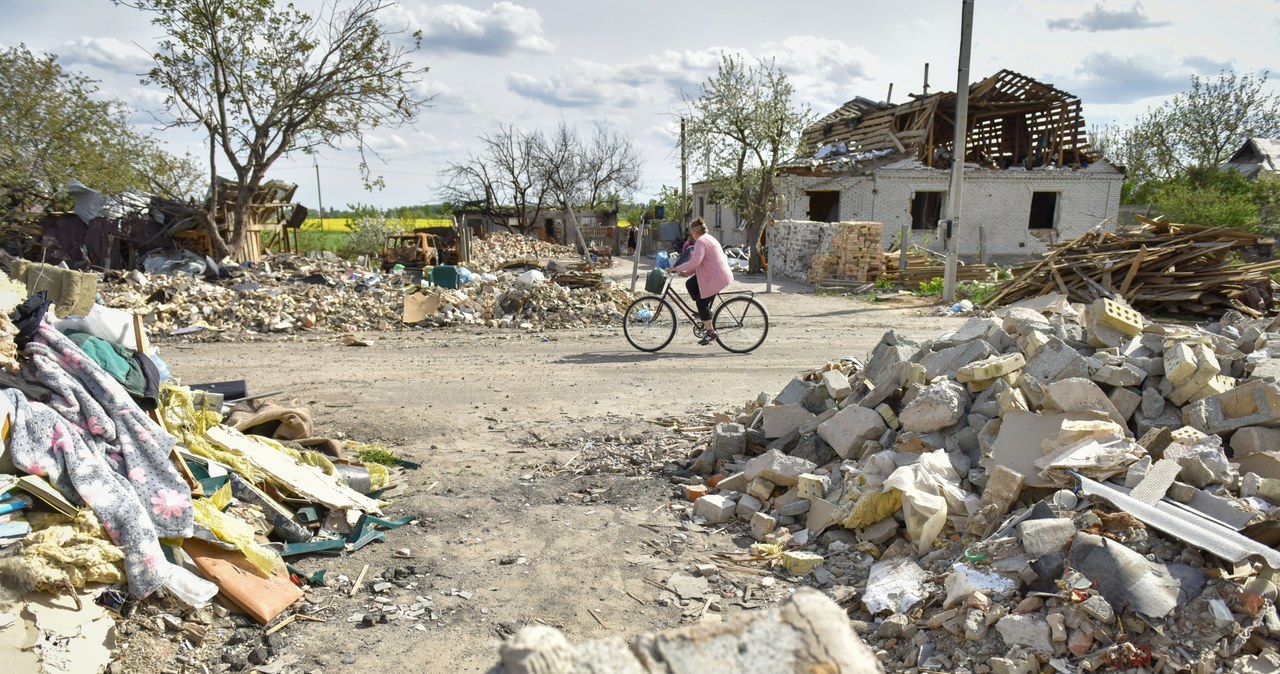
top-left (1076, 475), bottom-right (1280, 570)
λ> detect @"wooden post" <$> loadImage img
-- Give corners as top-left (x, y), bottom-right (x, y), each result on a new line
top-left (629, 222), bottom-right (645, 294)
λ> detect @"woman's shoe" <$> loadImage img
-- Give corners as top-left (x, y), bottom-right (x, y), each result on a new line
top-left (698, 331), bottom-right (718, 346)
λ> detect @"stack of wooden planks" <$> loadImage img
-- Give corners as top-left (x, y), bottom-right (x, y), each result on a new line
top-left (879, 252), bottom-right (997, 288)
top-left (981, 216), bottom-right (1280, 317)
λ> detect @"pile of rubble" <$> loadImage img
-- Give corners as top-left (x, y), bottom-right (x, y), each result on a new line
top-left (466, 232), bottom-right (581, 273)
top-left (0, 267), bottom-right (419, 672)
top-left (673, 293), bottom-right (1280, 672)
top-left (93, 245), bottom-right (632, 340)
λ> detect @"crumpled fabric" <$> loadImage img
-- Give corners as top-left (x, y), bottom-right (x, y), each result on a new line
top-left (19, 509), bottom-right (126, 589)
top-left (159, 384), bottom-right (265, 483)
top-left (8, 320), bottom-right (194, 597)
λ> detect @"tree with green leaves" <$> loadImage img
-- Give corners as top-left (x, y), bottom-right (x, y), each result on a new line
top-left (1096, 71), bottom-right (1280, 205)
top-left (0, 44), bottom-right (200, 218)
top-left (121, 0), bottom-right (428, 258)
top-left (683, 54), bottom-right (811, 272)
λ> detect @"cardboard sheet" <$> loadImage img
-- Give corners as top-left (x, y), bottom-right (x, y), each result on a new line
top-left (184, 537), bottom-right (302, 625)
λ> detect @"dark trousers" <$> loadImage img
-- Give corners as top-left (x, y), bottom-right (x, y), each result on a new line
top-left (686, 276), bottom-right (714, 322)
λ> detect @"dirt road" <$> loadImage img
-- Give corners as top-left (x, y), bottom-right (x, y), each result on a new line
top-left (164, 280), bottom-right (966, 673)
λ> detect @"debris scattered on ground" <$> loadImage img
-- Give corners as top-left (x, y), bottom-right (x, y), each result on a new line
top-left (94, 232), bottom-right (633, 341)
top-left (662, 293), bottom-right (1280, 672)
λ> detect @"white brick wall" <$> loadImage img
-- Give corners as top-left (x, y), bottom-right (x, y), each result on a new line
top-left (775, 160), bottom-right (1123, 262)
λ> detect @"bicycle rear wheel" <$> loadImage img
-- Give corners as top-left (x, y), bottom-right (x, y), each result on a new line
top-left (623, 295), bottom-right (678, 352)
top-left (712, 297), bottom-right (769, 353)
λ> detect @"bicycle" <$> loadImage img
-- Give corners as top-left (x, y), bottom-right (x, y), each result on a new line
top-left (622, 273), bottom-right (769, 353)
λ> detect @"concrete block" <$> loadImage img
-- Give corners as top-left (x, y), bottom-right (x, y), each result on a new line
top-left (735, 494), bottom-right (763, 519)
top-left (715, 471), bottom-right (747, 493)
top-left (957, 352), bottom-right (1026, 384)
top-left (750, 511), bottom-right (777, 540)
top-left (821, 369), bottom-right (853, 401)
top-left (1164, 342), bottom-right (1198, 384)
top-left (818, 405), bottom-right (888, 459)
top-left (1094, 298), bottom-right (1144, 336)
top-left (806, 497), bottom-right (839, 533)
top-left (920, 339), bottom-right (996, 380)
top-left (970, 379), bottom-right (1006, 417)
top-left (762, 404), bottom-right (817, 439)
top-left (694, 495), bottom-right (735, 523)
top-left (1127, 356), bottom-right (1164, 377)
top-left (1230, 426), bottom-right (1280, 457)
top-left (801, 383), bottom-right (834, 415)
top-left (900, 380), bottom-right (971, 433)
top-left (1184, 379), bottom-right (1280, 434)
top-left (780, 551), bottom-right (824, 575)
top-left (796, 473), bottom-right (831, 501)
top-left (858, 517), bottom-right (899, 544)
top-left (1016, 518), bottom-right (1077, 557)
top-left (1086, 320), bottom-right (1131, 349)
top-left (1141, 386), bottom-right (1166, 418)
top-left (712, 422), bottom-right (746, 457)
top-left (1190, 374), bottom-right (1235, 403)
top-left (799, 407), bottom-right (838, 435)
top-left (1108, 386), bottom-right (1142, 422)
top-left (1023, 336), bottom-right (1090, 386)
top-left (747, 477), bottom-right (776, 501)
top-left (1043, 377), bottom-right (1128, 428)
top-left (862, 332), bottom-right (919, 386)
top-left (744, 448), bottom-right (816, 487)
top-left (1164, 443), bottom-right (1232, 487)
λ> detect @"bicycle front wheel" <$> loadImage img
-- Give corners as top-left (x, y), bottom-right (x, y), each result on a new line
top-left (713, 297), bottom-right (769, 353)
top-left (623, 295), bottom-right (678, 352)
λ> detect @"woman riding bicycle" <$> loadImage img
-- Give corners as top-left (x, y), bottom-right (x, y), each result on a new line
top-left (670, 217), bottom-right (734, 346)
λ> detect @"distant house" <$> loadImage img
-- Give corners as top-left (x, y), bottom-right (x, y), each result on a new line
top-left (1223, 138), bottom-right (1280, 180)
top-left (454, 207), bottom-right (621, 253)
top-left (693, 69), bottom-right (1125, 264)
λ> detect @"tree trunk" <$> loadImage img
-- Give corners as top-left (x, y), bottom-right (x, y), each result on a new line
top-left (746, 215), bottom-right (766, 274)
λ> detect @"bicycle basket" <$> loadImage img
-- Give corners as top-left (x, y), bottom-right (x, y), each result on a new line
top-left (645, 268), bottom-right (669, 294)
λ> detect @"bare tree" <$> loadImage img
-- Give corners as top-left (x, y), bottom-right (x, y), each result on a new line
top-left (441, 124), bottom-right (547, 234)
top-left (533, 121), bottom-right (642, 252)
top-left (120, 0), bottom-right (429, 259)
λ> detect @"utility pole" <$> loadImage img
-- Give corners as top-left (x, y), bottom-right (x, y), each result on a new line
top-left (680, 117), bottom-right (688, 222)
top-left (313, 156), bottom-right (324, 218)
top-left (922, 63), bottom-right (930, 97)
top-left (943, 0), bottom-right (974, 303)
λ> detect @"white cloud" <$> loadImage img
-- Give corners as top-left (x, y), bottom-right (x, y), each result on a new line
top-left (391, 2), bottom-right (554, 57)
top-left (507, 60), bottom-right (651, 108)
top-left (759, 37), bottom-right (880, 112)
top-left (414, 79), bottom-right (480, 115)
top-left (58, 36), bottom-right (152, 75)
top-left (1055, 51), bottom-right (1219, 104)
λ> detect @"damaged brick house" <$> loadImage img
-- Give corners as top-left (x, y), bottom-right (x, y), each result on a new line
top-left (693, 69), bottom-right (1124, 264)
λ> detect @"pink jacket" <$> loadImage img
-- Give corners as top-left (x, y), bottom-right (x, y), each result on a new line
top-left (673, 233), bottom-right (734, 298)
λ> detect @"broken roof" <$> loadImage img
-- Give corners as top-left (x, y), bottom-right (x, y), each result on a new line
top-left (1224, 137), bottom-right (1280, 179)
top-left (789, 69), bottom-right (1101, 175)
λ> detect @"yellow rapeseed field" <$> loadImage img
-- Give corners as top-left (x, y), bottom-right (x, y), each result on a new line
top-left (302, 218), bottom-right (453, 232)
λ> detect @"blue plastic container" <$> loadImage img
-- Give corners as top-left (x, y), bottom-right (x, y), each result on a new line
top-left (655, 251), bottom-right (670, 269)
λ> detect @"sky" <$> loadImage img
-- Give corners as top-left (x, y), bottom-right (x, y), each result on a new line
top-left (2, 0), bottom-right (1278, 211)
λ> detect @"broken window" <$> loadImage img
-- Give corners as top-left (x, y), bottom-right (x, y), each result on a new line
top-left (910, 191), bottom-right (944, 230)
top-left (806, 191), bottom-right (840, 223)
top-left (1028, 191), bottom-right (1058, 229)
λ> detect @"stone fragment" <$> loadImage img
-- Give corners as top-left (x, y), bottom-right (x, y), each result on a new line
top-left (746, 477), bottom-right (776, 501)
top-left (693, 495), bottom-right (735, 524)
top-left (995, 615), bottom-right (1053, 654)
top-left (750, 511), bottom-right (777, 541)
top-left (743, 449), bottom-right (816, 487)
top-left (1090, 363), bottom-right (1146, 387)
top-left (900, 380), bottom-right (971, 433)
top-left (1017, 518), bottom-right (1077, 557)
top-left (1141, 386), bottom-right (1165, 418)
top-left (1066, 628), bottom-right (1094, 656)
top-left (1023, 336), bottom-right (1090, 386)
top-left (818, 406), bottom-right (888, 459)
top-left (920, 340), bottom-right (996, 380)
top-left (762, 404), bottom-right (816, 439)
top-left (774, 378), bottom-right (814, 406)
top-left (1043, 377), bottom-right (1127, 428)
top-left (1108, 386), bottom-right (1142, 421)
top-left (734, 494), bottom-right (763, 519)
top-left (996, 385), bottom-right (1029, 416)
top-left (780, 551), bottom-right (824, 575)
top-left (1230, 426), bottom-right (1280, 457)
top-left (821, 369), bottom-right (853, 401)
top-left (715, 472), bottom-right (747, 493)
top-left (1163, 443), bottom-right (1231, 487)
top-left (966, 465), bottom-right (1024, 536)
